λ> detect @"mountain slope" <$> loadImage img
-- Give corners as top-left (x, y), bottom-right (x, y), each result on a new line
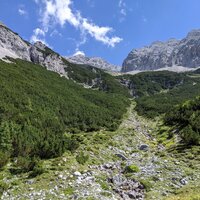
top-left (118, 70), bottom-right (200, 118)
top-left (0, 23), bottom-right (68, 76)
top-left (0, 58), bottom-right (130, 159)
top-left (122, 30), bottom-right (200, 72)
top-left (66, 54), bottom-right (119, 72)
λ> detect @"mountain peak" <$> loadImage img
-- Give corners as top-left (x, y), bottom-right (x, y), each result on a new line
top-left (122, 29), bottom-right (200, 72)
top-left (66, 54), bottom-right (120, 72)
top-left (34, 41), bottom-right (47, 51)
top-left (186, 29), bottom-right (200, 39)
top-left (0, 21), bottom-right (6, 27)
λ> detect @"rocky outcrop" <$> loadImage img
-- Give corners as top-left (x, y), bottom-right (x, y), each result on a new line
top-left (30, 42), bottom-right (67, 76)
top-left (0, 24), bottom-right (68, 77)
top-left (122, 30), bottom-right (200, 72)
top-left (0, 23), bottom-right (118, 76)
top-left (66, 54), bottom-right (119, 72)
top-left (0, 24), bottom-right (31, 61)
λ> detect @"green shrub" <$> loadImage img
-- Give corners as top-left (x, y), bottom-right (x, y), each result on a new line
top-left (125, 164), bottom-right (140, 173)
top-left (0, 151), bottom-right (9, 169)
top-left (100, 191), bottom-right (112, 197)
top-left (64, 187), bottom-right (74, 195)
top-left (0, 181), bottom-right (9, 196)
top-left (64, 134), bottom-right (80, 152)
top-left (139, 179), bottom-right (153, 192)
top-left (14, 156), bottom-right (39, 173)
top-left (76, 152), bottom-right (89, 165)
top-left (100, 181), bottom-right (110, 190)
top-left (164, 97), bottom-right (200, 145)
top-left (29, 161), bottom-right (45, 178)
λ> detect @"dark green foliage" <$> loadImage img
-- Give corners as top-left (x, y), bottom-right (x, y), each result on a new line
top-left (0, 181), bottom-right (9, 197)
top-left (119, 71), bottom-right (188, 97)
top-left (0, 151), bottom-right (9, 169)
top-left (135, 82), bottom-right (200, 118)
top-left (119, 71), bottom-right (200, 118)
top-left (29, 161), bottom-right (45, 178)
top-left (64, 134), bottom-right (80, 152)
top-left (0, 59), bottom-right (129, 159)
top-left (64, 59), bottom-right (130, 96)
top-left (125, 164), bottom-right (140, 173)
top-left (164, 97), bottom-right (200, 145)
top-left (0, 121), bottom-right (13, 154)
top-left (13, 156), bottom-right (39, 173)
top-left (139, 179), bottom-right (153, 192)
top-left (76, 151), bottom-right (89, 164)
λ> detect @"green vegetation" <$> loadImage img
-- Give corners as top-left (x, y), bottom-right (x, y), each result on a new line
top-left (0, 151), bottom-right (9, 169)
top-left (139, 179), bottom-right (153, 192)
top-left (125, 164), bottom-right (140, 173)
top-left (119, 71), bottom-right (200, 118)
top-left (0, 181), bottom-right (9, 196)
top-left (164, 96), bottom-right (200, 145)
top-left (165, 186), bottom-right (200, 200)
top-left (64, 187), bottom-right (75, 195)
top-left (76, 151), bottom-right (89, 165)
top-left (64, 60), bottom-right (130, 96)
top-left (119, 71), bottom-right (188, 97)
top-left (0, 59), bottom-right (130, 162)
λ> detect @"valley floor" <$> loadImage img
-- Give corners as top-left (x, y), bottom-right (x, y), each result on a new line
top-left (1, 102), bottom-right (200, 200)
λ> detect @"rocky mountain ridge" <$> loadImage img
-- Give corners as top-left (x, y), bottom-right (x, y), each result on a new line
top-left (122, 29), bottom-right (200, 72)
top-left (66, 54), bottom-right (119, 72)
top-left (0, 24), bottom-right (68, 77)
top-left (0, 23), bottom-right (119, 76)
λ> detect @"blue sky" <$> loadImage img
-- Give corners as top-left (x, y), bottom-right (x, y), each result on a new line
top-left (0, 0), bottom-right (200, 66)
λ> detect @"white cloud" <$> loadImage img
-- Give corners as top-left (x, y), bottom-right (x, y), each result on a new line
top-left (118, 0), bottom-right (127, 22)
top-left (18, 5), bottom-right (28, 16)
top-left (81, 17), bottom-right (122, 47)
top-left (34, 0), bottom-right (122, 47)
top-left (50, 29), bottom-right (62, 37)
top-left (119, 0), bottom-right (126, 13)
top-left (30, 28), bottom-right (48, 45)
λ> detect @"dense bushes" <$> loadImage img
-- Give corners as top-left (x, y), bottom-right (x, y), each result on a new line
top-left (164, 97), bottom-right (200, 145)
top-left (65, 60), bottom-right (130, 96)
top-left (76, 151), bottom-right (89, 165)
top-left (0, 151), bottom-right (9, 169)
top-left (119, 71), bottom-right (200, 118)
top-left (119, 71), bottom-right (188, 97)
top-left (0, 59), bottom-right (130, 160)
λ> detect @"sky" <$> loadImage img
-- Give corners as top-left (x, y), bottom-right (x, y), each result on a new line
top-left (0, 0), bottom-right (200, 66)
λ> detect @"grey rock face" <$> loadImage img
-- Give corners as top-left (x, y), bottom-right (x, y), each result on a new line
top-left (0, 24), bottom-right (31, 61)
top-left (30, 43), bottom-right (67, 76)
top-left (0, 25), bottom-right (68, 77)
top-left (122, 29), bottom-right (200, 72)
top-left (66, 54), bottom-right (119, 72)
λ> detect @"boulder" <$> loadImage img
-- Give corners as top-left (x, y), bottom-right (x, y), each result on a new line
top-left (139, 144), bottom-right (149, 151)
